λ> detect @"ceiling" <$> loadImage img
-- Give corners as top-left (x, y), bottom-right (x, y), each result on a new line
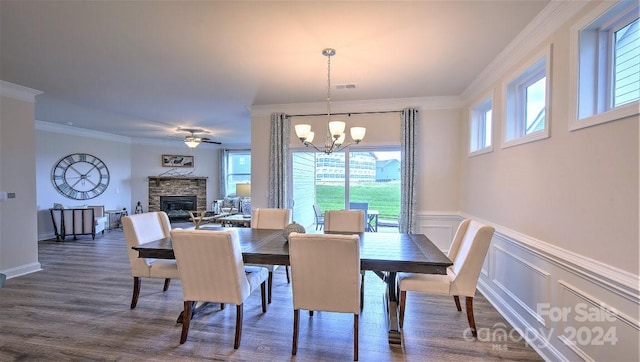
top-left (0, 0), bottom-right (549, 146)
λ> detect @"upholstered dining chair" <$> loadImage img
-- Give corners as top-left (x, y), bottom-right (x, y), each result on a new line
top-left (288, 232), bottom-right (361, 361)
top-left (171, 228), bottom-right (268, 348)
top-left (397, 219), bottom-right (495, 337)
top-left (251, 207), bottom-right (291, 303)
top-left (122, 211), bottom-right (179, 309)
top-left (324, 210), bottom-right (366, 308)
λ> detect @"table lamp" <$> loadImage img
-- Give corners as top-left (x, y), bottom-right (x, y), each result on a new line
top-left (236, 183), bottom-right (251, 217)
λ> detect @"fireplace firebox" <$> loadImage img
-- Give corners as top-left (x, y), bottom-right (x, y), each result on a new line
top-left (160, 196), bottom-right (197, 220)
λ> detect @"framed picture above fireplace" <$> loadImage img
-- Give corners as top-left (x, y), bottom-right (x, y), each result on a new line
top-left (162, 155), bottom-right (194, 168)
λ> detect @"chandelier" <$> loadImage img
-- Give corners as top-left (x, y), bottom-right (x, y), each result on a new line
top-left (294, 48), bottom-right (366, 154)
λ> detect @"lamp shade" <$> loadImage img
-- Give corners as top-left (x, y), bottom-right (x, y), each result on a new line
top-left (295, 124), bottom-right (311, 139)
top-left (350, 127), bottom-right (366, 142)
top-left (236, 183), bottom-right (251, 197)
top-left (328, 121), bottom-right (346, 137)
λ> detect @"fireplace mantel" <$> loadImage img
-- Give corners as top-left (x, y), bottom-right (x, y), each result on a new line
top-left (148, 176), bottom-right (207, 187)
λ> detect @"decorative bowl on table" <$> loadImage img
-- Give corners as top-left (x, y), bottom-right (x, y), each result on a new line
top-left (283, 221), bottom-right (306, 242)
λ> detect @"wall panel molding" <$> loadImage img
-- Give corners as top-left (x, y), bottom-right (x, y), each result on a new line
top-left (420, 212), bottom-right (639, 361)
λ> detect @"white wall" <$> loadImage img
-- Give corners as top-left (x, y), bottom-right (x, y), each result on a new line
top-left (0, 81), bottom-right (42, 277)
top-left (35, 123), bottom-right (132, 239)
top-left (456, 2), bottom-right (639, 360)
top-left (129, 141), bottom-right (224, 213)
top-left (34, 123), bottom-right (232, 241)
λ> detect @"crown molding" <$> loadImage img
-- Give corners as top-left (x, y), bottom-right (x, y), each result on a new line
top-left (35, 120), bottom-right (131, 144)
top-left (460, 0), bottom-right (589, 104)
top-left (0, 80), bottom-right (42, 103)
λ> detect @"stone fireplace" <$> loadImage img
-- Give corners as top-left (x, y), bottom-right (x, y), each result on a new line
top-left (148, 176), bottom-right (207, 220)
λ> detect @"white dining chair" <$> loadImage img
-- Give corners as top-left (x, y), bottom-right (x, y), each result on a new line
top-left (171, 228), bottom-right (268, 348)
top-left (324, 210), bottom-right (366, 309)
top-left (251, 207), bottom-right (291, 303)
top-left (397, 219), bottom-right (495, 337)
top-left (288, 232), bottom-right (361, 361)
top-left (122, 211), bottom-right (179, 309)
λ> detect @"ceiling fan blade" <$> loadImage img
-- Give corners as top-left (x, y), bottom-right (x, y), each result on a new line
top-left (199, 137), bottom-right (221, 145)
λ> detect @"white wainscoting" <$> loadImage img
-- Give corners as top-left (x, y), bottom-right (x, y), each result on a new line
top-left (418, 212), bottom-right (639, 362)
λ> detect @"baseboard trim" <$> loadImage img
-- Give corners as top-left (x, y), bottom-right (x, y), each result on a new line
top-left (1, 262), bottom-right (42, 279)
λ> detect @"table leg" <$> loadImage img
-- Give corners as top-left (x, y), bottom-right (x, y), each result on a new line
top-left (384, 271), bottom-right (402, 344)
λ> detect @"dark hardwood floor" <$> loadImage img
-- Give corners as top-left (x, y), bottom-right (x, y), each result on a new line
top-left (0, 226), bottom-right (543, 361)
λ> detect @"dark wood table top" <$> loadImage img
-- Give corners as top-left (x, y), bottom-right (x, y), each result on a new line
top-left (133, 227), bottom-right (452, 275)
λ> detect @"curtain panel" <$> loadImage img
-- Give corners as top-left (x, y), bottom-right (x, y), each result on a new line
top-left (219, 149), bottom-right (228, 198)
top-left (400, 108), bottom-right (418, 233)
top-left (268, 113), bottom-right (290, 208)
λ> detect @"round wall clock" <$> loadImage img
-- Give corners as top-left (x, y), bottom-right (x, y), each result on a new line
top-left (51, 153), bottom-right (110, 200)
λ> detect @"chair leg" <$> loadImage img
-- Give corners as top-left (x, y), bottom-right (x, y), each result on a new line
top-left (292, 309), bottom-right (300, 355)
top-left (234, 304), bottom-right (244, 349)
top-left (354, 314), bottom-right (359, 361)
top-left (261, 281), bottom-right (267, 313)
top-left (180, 301), bottom-right (192, 344)
top-left (399, 290), bottom-right (406, 328)
top-left (309, 310), bottom-right (313, 317)
top-left (163, 278), bottom-right (171, 292)
top-left (285, 265), bottom-right (290, 283)
top-left (268, 271), bottom-right (273, 304)
top-left (453, 295), bottom-right (462, 311)
top-left (360, 272), bottom-right (365, 309)
top-left (130, 277), bottom-right (141, 309)
top-left (466, 297), bottom-right (477, 337)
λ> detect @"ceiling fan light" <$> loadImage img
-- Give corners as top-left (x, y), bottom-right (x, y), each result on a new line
top-left (350, 127), bottom-right (366, 142)
top-left (184, 137), bottom-right (200, 148)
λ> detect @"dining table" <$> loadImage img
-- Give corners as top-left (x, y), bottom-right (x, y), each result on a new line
top-left (132, 227), bottom-right (452, 345)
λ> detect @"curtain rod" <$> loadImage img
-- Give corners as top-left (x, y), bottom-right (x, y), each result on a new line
top-left (286, 110), bottom-right (407, 118)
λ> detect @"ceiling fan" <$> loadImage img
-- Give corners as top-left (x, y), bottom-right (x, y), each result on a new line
top-left (178, 128), bottom-right (221, 148)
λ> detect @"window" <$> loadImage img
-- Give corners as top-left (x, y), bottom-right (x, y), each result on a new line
top-left (502, 46), bottom-right (551, 148)
top-left (570, 1), bottom-right (639, 130)
top-left (223, 150), bottom-right (251, 196)
top-left (469, 95), bottom-right (493, 156)
top-left (291, 148), bottom-right (401, 232)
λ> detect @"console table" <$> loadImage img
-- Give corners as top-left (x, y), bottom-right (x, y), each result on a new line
top-left (105, 209), bottom-right (128, 230)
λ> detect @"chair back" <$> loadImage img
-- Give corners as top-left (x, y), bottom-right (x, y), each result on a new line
top-left (251, 208), bottom-right (291, 229)
top-left (288, 232), bottom-right (361, 314)
top-left (447, 219), bottom-right (471, 260)
top-left (324, 210), bottom-right (365, 233)
top-left (122, 212), bottom-right (172, 275)
top-left (449, 220), bottom-right (495, 296)
top-left (312, 204), bottom-right (324, 219)
top-left (171, 228), bottom-right (251, 304)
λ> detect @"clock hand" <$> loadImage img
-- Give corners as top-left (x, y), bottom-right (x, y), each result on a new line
top-left (67, 164), bottom-right (84, 176)
top-left (79, 164), bottom-right (99, 177)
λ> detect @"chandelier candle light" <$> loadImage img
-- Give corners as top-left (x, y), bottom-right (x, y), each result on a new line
top-left (294, 48), bottom-right (366, 154)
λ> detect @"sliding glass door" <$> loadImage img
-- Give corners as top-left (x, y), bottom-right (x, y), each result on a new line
top-left (291, 148), bottom-right (400, 232)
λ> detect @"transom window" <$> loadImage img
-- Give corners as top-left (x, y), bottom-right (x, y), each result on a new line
top-left (502, 46), bottom-right (551, 148)
top-left (469, 96), bottom-right (493, 156)
top-left (569, 0), bottom-right (639, 130)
